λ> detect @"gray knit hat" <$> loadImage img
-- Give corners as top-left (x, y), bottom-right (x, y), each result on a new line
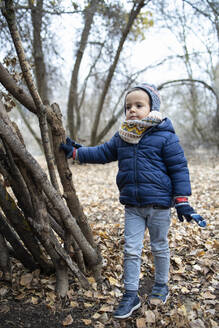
top-left (125, 83), bottom-right (161, 112)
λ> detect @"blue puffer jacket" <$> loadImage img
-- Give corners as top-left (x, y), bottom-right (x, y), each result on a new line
top-left (78, 118), bottom-right (191, 207)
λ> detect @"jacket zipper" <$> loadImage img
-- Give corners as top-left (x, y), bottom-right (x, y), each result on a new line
top-left (134, 144), bottom-right (140, 204)
top-left (135, 127), bottom-right (157, 204)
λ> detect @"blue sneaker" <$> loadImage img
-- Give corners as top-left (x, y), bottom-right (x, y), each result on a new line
top-left (148, 283), bottom-right (169, 305)
top-left (114, 293), bottom-right (141, 319)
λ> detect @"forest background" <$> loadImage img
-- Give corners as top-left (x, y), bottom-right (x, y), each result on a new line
top-left (1, 0), bottom-right (219, 155)
top-left (0, 1), bottom-right (218, 327)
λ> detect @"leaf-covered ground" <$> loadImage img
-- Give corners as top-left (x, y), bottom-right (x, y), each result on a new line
top-left (0, 156), bottom-right (218, 328)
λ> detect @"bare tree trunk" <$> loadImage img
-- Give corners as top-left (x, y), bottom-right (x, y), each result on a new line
top-left (67, 0), bottom-right (97, 139)
top-left (90, 0), bottom-right (148, 145)
top-left (29, 0), bottom-right (49, 103)
top-left (214, 63), bottom-right (219, 148)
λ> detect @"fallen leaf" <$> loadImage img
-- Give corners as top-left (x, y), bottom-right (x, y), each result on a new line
top-left (172, 256), bottom-right (182, 265)
top-left (31, 297), bottom-right (38, 304)
top-left (84, 290), bottom-right (93, 298)
top-left (94, 322), bottom-right (104, 328)
top-left (46, 291), bottom-right (56, 302)
top-left (0, 287), bottom-right (9, 297)
top-left (98, 313), bottom-right (108, 324)
top-left (196, 250), bottom-right (205, 256)
top-left (15, 293), bottom-right (26, 300)
top-left (92, 312), bottom-right (101, 319)
top-left (70, 301), bottom-right (78, 308)
top-left (84, 303), bottom-right (93, 308)
top-left (136, 318), bottom-right (146, 328)
top-left (181, 287), bottom-right (190, 294)
top-left (145, 310), bottom-right (156, 323)
top-left (201, 291), bottom-right (216, 299)
top-left (87, 277), bottom-right (96, 284)
top-left (193, 264), bottom-right (202, 271)
top-left (20, 273), bottom-right (33, 286)
top-left (149, 298), bottom-right (163, 305)
top-left (0, 305), bottom-right (10, 313)
top-left (189, 318), bottom-right (205, 328)
top-left (213, 240), bottom-right (219, 249)
top-left (98, 304), bottom-right (113, 312)
top-left (209, 319), bottom-right (218, 327)
top-left (177, 304), bottom-right (187, 316)
top-left (82, 319), bottom-right (92, 325)
top-left (108, 276), bottom-right (119, 286)
top-left (62, 314), bottom-right (73, 326)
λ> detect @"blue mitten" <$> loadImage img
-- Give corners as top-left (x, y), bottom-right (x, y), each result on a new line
top-left (60, 137), bottom-right (82, 159)
top-left (175, 197), bottom-right (206, 227)
top-left (60, 142), bottom-right (75, 159)
top-left (66, 137), bottom-right (82, 149)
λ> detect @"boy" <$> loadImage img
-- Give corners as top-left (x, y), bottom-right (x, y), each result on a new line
top-left (60, 83), bottom-right (205, 319)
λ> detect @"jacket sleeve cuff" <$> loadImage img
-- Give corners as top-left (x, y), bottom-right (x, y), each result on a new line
top-left (73, 148), bottom-right (77, 160)
top-left (174, 196), bottom-right (189, 205)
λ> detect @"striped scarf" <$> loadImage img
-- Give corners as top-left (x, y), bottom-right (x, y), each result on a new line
top-left (119, 111), bottom-right (163, 144)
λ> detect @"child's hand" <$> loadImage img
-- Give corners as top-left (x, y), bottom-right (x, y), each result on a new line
top-left (60, 142), bottom-right (75, 159)
top-left (66, 137), bottom-right (82, 149)
top-left (60, 137), bottom-right (82, 159)
top-left (175, 197), bottom-right (206, 227)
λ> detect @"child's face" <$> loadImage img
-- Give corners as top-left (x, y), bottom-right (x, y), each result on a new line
top-left (125, 90), bottom-right (151, 120)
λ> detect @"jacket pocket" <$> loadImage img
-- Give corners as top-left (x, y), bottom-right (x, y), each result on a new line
top-left (159, 173), bottom-right (172, 192)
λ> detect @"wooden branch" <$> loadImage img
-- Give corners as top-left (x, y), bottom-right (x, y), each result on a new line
top-left (2, 0), bottom-right (60, 192)
top-left (0, 179), bottom-right (52, 274)
top-left (0, 212), bottom-right (37, 272)
top-left (0, 62), bottom-right (58, 127)
top-left (0, 100), bottom-right (100, 269)
top-left (0, 63), bottom-right (37, 114)
top-left (13, 4), bottom-right (82, 15)
top-left (50, 104), bottom-right (99, 251)
top-left (24, 170), bottom-right (89, 291)
top-left (0, 232), bottom-right (11, 281)
top-left (2, 1), bottom-right (42, 109)
top-left (23, 168), bottom-right (69, 295)
top-left (0, 67), bottom-right (101, 277)
top-left (0, 141), bottom-right (33, 217)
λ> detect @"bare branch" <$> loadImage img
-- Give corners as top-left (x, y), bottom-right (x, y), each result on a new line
top-left (2, 0), bottom-right (60, 192)
top-left (158, 78), bottom-right (218, 98)
top-left (91, 0), bottom-right (148, 145)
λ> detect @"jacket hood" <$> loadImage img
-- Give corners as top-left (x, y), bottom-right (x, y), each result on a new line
top-left (156, 118), bottom-right (175, 134)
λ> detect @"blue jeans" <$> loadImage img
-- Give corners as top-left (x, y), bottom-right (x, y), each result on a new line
top-left (124, 206), bottom-right (171, 291)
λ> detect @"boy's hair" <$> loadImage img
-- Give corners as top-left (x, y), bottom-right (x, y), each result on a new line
top-left (125, 83), bottom-right (161, 112)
